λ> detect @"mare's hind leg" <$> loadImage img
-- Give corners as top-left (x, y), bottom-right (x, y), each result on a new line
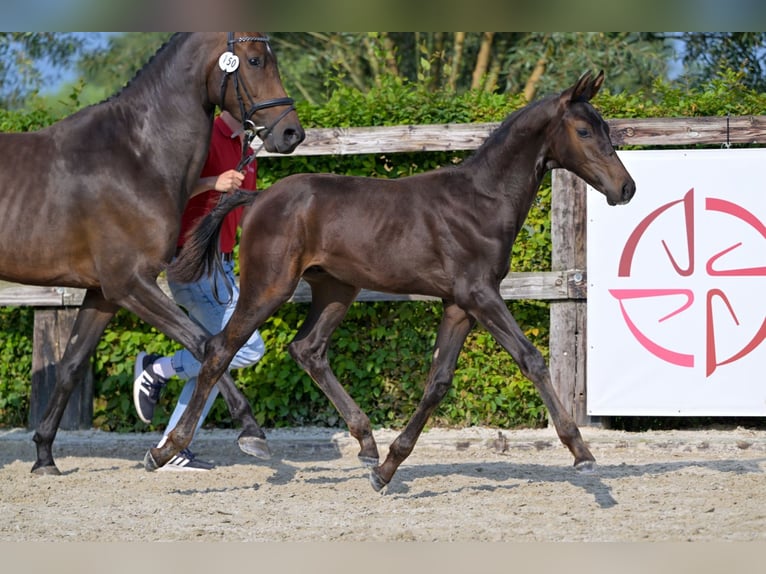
top-left (469, 290), bottom-right (595, 470)
top-left (371, 302), bottom-right (474, 491)
top-left (287, 276), bottom-right (379, 465)
top-left (32, 289), bottom-right (118, 475)
top-left (117, 275), bottom-right (269, 461)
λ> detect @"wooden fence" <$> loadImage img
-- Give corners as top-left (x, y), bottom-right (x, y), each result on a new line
top-left (2, 115), bottom-right (765, 429)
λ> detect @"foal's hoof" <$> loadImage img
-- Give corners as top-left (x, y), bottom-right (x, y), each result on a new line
top-left (574, 459), bottom-right (597, 473)
top-left (237, 435), bottom-right (272, 460)
top-left (31, 464), bottom-right (61, 476)
top-left (358, 455), bottom-right (379, 468)
top-left (369, 468), bottom-right (389, 493)
top-left (143, 450), bottom-right (160, 472)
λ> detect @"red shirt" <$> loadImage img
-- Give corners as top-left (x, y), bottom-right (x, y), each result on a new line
top-left (178, 115), bottom-right (257, 253)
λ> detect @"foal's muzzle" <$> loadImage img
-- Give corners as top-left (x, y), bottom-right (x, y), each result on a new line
top-left (607, 179), bottom-right (636, 206)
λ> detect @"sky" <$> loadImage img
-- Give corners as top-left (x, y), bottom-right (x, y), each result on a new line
top-left (37, 32), bottom-right (114, 94)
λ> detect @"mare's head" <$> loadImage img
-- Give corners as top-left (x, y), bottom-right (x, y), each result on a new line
top-left (544, 71), bottom-right (635, 206)
top-left (208, 32), bottom-right (305, 153)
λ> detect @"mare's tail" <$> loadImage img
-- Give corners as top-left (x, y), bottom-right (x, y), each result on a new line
top-left (168, 189), bottom-right (259, 284)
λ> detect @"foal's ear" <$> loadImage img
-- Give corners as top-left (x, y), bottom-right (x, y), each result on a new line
top-left (563, 70), bottom-right (605, 103)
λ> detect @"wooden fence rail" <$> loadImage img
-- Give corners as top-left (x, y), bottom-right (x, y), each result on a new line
top-left (3, 115), bottom-right (765, 430)
top-left (256, 115), bottom-right (766, 157)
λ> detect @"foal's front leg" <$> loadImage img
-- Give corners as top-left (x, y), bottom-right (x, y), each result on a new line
top-left (370, 302), bottom-right (474, 491)
top-left (471, 292), bottom-right (595, 470)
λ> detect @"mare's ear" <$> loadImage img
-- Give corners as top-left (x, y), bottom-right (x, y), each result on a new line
top-left (561, 70), bottom-right (605, 103)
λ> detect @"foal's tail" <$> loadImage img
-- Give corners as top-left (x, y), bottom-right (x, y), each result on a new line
top-left (168, 189), bottom-right (259, 284)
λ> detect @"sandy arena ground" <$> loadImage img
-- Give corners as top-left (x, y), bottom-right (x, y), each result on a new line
top-left (2, 425), bottom-right (766, 542)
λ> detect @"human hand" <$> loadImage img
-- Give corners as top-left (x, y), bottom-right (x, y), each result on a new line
top-left (214, 169), bottom-right (245, 193)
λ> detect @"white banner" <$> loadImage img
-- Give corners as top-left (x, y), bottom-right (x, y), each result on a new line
top-left (587, 149), bottom-right (766, 415)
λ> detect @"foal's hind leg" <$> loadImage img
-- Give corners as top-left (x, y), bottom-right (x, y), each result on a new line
top-left (32, 289), bottom-right (118, 475)
top-left (146, 280), bottom-right (294, 469)
top-left (146, 330), bottom-right (244, 470)
top-left (117, 275), bottom-right (269, 460)
top-left (287, 277), bottom-right (379, 465)
top-left (371, 302), bottom-right (474, 491)
top-left (469, 291), bottom-right (595, 470)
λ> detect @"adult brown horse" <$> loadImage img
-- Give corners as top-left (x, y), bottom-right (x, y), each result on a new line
top-left (0, 33), bottom-right (304, 475)
top-left (164, 71), bottom-right (634, 490)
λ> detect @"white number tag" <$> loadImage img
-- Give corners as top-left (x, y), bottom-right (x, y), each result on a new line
top-left (218, 51), bottom-right (240, 72)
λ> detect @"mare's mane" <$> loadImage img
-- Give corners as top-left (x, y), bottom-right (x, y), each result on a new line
top-left (58, 34), bottom-right (192, 125)
top-left (102, 33), bottom-right (186, 104)
top-left (106, 32), bottom-right (189, 101)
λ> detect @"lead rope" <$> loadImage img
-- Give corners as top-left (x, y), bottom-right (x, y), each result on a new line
top-left (214, 33), bottom-right (297, 303)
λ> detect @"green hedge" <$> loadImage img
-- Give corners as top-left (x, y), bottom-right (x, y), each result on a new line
top-left (3, 71), bottom-right (766, 432)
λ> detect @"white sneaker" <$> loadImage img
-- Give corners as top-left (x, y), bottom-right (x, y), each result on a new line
top-left (157, 448), bottom-right (215, 472)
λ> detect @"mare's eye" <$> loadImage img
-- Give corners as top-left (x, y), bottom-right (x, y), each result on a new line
top-left (248, 57), bottom-right (262, 67)
top-left (576, 128), bottom-right (590, 138)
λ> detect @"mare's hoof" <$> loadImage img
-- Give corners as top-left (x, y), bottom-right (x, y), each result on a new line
top-left (574, 459), bottom-right (597, 473)
top-left (143, 450), bottom-right (160, 471)
top-left (237, 435), bottom-right (272, 460)
top-left (358, 455), bottom-right (379, 468)
top-left (31, 464), bottom-right (61, 476)
top-left (369, 468), bottom-right (389, 493)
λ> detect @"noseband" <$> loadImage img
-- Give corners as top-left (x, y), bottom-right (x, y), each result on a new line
top-left (219, 33), bottom-right (296, 169)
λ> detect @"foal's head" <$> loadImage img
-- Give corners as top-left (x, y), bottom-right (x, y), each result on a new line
top-left (546, 71), bottom-right (635, 206)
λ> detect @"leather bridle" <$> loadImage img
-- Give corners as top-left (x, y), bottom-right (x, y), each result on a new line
top-left (219, 33), bottom-right (296, 170)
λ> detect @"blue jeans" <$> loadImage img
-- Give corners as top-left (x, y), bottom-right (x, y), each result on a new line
top-left (164, 258), bottom-right (265, 443)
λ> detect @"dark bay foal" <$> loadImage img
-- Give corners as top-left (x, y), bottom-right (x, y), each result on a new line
top-left (162, 71), bottom-right (635, 490)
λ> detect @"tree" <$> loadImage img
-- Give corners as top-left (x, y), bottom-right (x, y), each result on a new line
top-left (679, 32), bottom-right (766, 92)
top-left (0, 33), bottom-right (87, 108)
top-left (10, 32), bottom-right (721, 113)
top-left (270, 32), bottom-right (671, 103)
top-left (499, 33), bottom-right (671, 100)
top-left (76, 32), bottom-right (173, 100)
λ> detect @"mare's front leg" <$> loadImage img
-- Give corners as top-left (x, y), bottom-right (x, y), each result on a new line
top-left (371, 302), bottom-right (474, 491)
top-left (32, 289), bottom-right (118, 475)
top-left (216, 372), bottom-right (270, 458)
top-left (470, 290), bottom-right (595, 470)
top-left (145, 330), bottom-right (238, 469)
top-left (287, 277), bottom-right (379, 465)
top-left (145, 277), bottom-right (291, 469)
top-left (117, 275), bottom-right (269, 461)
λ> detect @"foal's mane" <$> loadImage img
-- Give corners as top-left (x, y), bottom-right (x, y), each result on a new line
top-left (461, 93), bottom-right (558, 170)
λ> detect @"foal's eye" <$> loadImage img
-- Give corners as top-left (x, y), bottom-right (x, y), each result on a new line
top-left (576, 128), bottom-right (590, 138)
top-left (248, 57), bottom-right (262, 67)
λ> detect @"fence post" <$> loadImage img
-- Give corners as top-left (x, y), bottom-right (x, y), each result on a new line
top-left (28, 308), bottom-right (93, 430)
top-left (549, 170), bottom-right (595, 426)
